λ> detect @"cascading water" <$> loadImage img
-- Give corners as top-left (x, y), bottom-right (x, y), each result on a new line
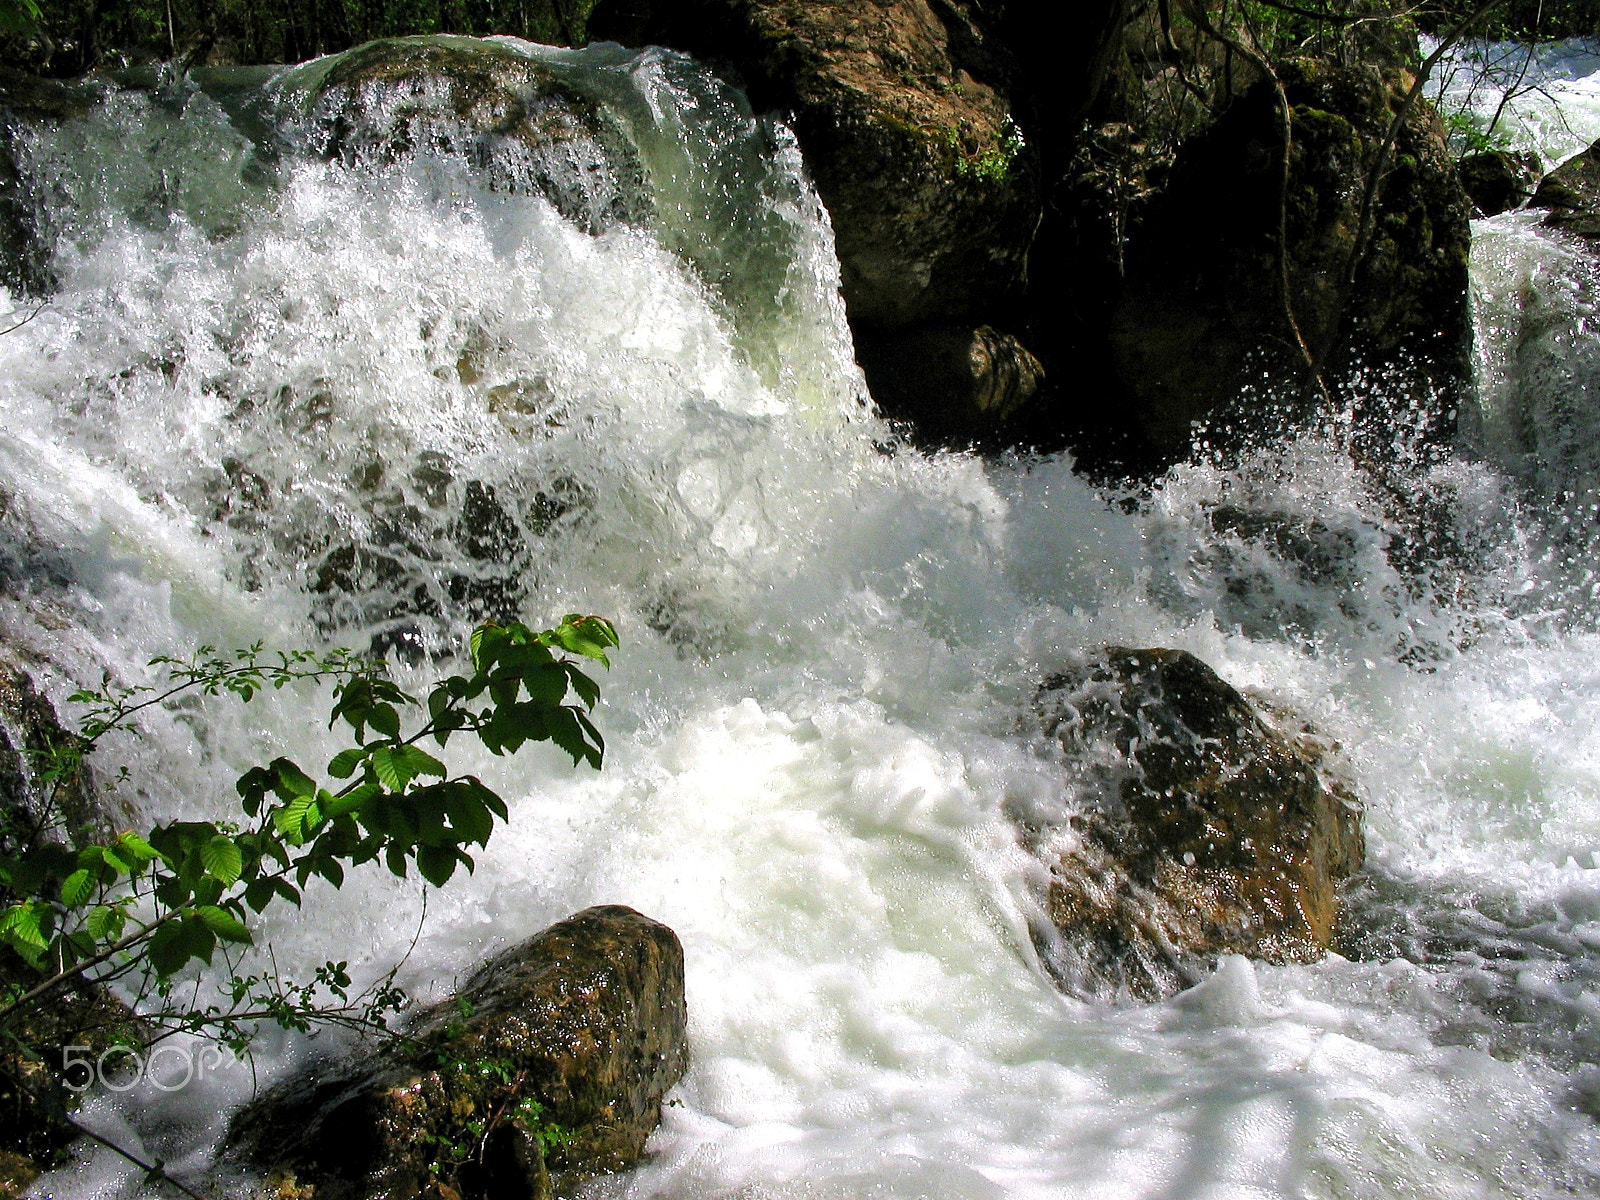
top-left (6, 32), bottom-right (1600, 1200)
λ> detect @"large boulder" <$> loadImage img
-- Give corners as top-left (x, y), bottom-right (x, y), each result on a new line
top-left (1529, 139), bottom-right (1600, 239)
top-left (594, 0), bottom-right (1044, 433)
top-left (1031, 648), bottom-right (1364, 999)
top-left (230, 905), bottom-right (688, 1200)
top-left (601, 0), bottom-right (1039, 329)
top-left (1047, 57), bottom-right (1472, 464)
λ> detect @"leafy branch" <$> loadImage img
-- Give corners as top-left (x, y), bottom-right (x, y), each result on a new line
top-left (0, 613), bottom-right (618, 1066)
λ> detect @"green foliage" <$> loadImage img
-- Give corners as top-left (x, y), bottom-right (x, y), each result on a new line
top-left (0, 0), bottom-right (41, 37)
top-left (1442, 104), bottom-right (1513, 153)
top-left (421, 1047), bottom-right (573, 1179)
top-left (10, 0), bottom-right (601, 75)
top-left (0, 613), bottom-right (618, 1064)
top-left (953, 117), bottom-right (1027, 184)
top-left (1420, 0), bottom-right (1600, 41)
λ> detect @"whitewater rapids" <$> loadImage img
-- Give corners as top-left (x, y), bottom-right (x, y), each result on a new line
top-left (3, 35), bottom-right (1600, 1200)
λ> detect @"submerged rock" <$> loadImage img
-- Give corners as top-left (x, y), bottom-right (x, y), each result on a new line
top-left (230, 905), bottom-right (688, 1200)
top-left (290, 36), bottom-right (647, 234)
top-left (1530, 139), bottom-right (1600, 239)
top-left (1032, 648), bottom-right (1364, 999)
top-left (1459, 148), bottom-right (1540, 216)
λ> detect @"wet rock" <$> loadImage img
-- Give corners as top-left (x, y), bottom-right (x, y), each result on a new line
top-left (856, 323), bottom-right (1043, 441)
top-left (296, 37), bottom-right (647, 233)
top-left (0, 653), bottom-right (140, 1188)
top-left (1032, 648), bottom-right (1364, 999)
top-left (608, 1), bottom-right (1038, 332)
top-left (229, 905), bottom-right (689, 1200)
top-left (1459, 148), bottom-right (1540, 216)
top-left (0, 654), bottom-right (111, 853)
top-left (0, 949), bottom-right (144, 1190)
top-left (1530, 139), bottom-right (1600, 239)
top-left (0, 68), bottom-right (100, 297)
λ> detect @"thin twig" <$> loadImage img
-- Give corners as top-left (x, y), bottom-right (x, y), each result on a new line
top-left (1179, 0), bottom-right (1329, 402)
top-left (0, 304), bottom-right (46, 337)
top-left (65, 1115), bottom-right (213, 1200)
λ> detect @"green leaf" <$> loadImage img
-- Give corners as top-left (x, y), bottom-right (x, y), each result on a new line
top-left (146, 922), bottom-right (194, 976)
top-left (443, 788), bottom-right (494, 847)
top-left (243, 878), bottom-right (275, 913)
top-left (565, 664), bottom-right (601, 710)
top-left (116, 830), bottom-right (161, 865)
top-left (85, 904), bottom-right (124, 942)
top-left (416, 845), bottom-right (458, 887)
top-left (274, 792), bottom-right (322, 844)
top-left (324, 780), bottom-right (379, 818)
top-left (399, 744), bottom-right (447, 779)
top-left (60, 868), bottom-right (95, 908)
top-left (369, 703), bottom-right (401, 740)
top-left (195, 905), bottom-right (253, 944)
top-left (371, 745), bottom-right (409, 791)
top-left (327, 748), bottom-right (367, 779)
top-left (0, 902), bottom-right (47, 950)
top-left (201, 836), bottom-right (243, 886)
top-left (271, 758), bottom-right (318, 799)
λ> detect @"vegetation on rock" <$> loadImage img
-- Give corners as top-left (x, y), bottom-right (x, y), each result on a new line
top-left (230, 905), bottom-right (689, 1200)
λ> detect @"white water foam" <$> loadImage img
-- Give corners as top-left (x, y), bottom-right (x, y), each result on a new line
top-left (3, 37), bottom-right (1600, 1200)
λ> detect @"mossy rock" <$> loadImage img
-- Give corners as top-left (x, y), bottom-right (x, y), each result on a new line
top-left (229, 906), bottom-right (689, 1200)
top-left (598, 1), bottom-right (1040, 331)
top-left (1530, 139), bottom-right (1600, 239)
top-left (1060, 56), bottom-right (1471, 463)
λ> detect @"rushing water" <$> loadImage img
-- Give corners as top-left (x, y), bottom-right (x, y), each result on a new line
top-left (6, 34), bottom-right (1600, 1200)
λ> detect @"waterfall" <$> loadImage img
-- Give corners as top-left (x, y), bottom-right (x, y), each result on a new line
top-left (5, 34), bottom-right (1600, 1200)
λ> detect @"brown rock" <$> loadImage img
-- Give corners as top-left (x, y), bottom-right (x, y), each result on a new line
top-left (602, 0), bottom-right (1040, 330)
top-left (856, 323), bottom-right (1043, 440)
top-left (1032, 648), bottom-right (1364, 999)
top-left (230, 905), bottom-right (689, 1200)
top-left (295, 37), bottom-right (647, 234)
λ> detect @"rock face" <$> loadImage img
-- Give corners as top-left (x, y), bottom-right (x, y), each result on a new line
top-left (1459, 148), bottom-right (1540, 216)
top-left (230, 906), bottom-right (688, 1200)
top-left (0, 655), bottom-right (139, 1195)
top-left (596, 0), bottom-right (1044, 432)
top-left (1032, 648), bottom-right (1364, 999)
top-left (1062, 58), bottom-right (1472, 461)
top-left (1530, 139), bottom-right (1600, 239)
top-left (0, 657), bottom-right (107, 846)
